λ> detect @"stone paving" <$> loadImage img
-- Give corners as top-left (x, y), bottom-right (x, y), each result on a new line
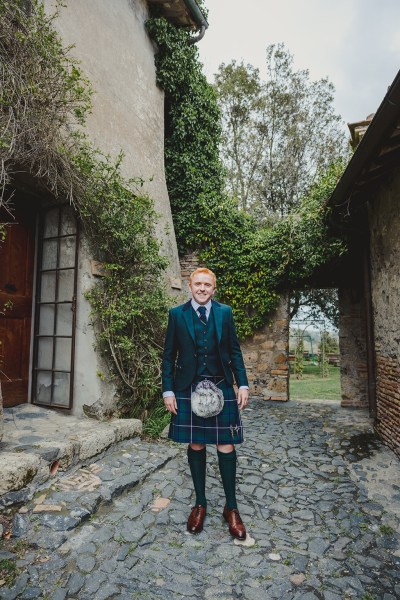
top-left (1, 399), bottom-right (400, 599)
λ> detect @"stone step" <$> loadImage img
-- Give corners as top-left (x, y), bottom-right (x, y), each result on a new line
top-left (0, 404), bottom-right (142, 507)
top-left (7, 437), bottom-right (179, 552)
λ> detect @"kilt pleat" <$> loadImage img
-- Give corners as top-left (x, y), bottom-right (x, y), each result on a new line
top-left (168, 378), bottom-right (244, 445)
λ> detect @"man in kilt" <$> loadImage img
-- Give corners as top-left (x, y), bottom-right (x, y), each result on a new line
top-left (162, 268), bottom-right (249, 539)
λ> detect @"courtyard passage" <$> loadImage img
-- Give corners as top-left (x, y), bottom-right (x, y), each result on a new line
top-left (1, 399), bottom-right (400, 599)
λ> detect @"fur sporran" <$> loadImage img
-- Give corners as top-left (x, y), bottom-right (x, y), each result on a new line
top-left (191, 379), bottom-right (224, 418)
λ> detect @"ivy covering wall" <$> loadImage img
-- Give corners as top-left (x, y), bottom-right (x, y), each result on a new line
top-left (146, 16), bottom-right (224, 254)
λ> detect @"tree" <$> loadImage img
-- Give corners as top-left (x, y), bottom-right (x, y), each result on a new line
top-left (318, 330), bottom-right (330, 378)
top-left (215, 44), bottom-right (347, 217)
top-left (294, 336), bottom-right (304, 379)
top-left (290, 289), bottom-right (340, 329)
top-left (320, 330), bottom-right (339, 353)
top-left (214, 61), bottom-right (265, 212)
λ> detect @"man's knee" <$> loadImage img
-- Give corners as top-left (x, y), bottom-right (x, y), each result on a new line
top-left (216, 444), bottom-right (234, 453)
top-left (189, 443), bottom-right (206, 451)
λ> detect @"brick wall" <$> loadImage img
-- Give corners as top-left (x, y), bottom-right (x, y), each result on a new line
top-left (338, 287), bottom-right (368, 408)
top-left (368, 170), bottom-right (400, 457)
top-left (375, 354), bottom-right (400, 456)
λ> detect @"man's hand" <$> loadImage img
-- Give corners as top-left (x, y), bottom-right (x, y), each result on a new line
top-left (237, 388), bottom-right (249, 410)
top-left (164, 394), bottom-right (178, 415)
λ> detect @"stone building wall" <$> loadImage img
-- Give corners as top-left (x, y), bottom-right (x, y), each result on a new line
top-left (179, 253), bottom-right (290, 400)
top-left (179, 252), bottom-right (201, 300)
top-left (241, 294), bottom-right (290, 401)
top-left (368, 170), bottom-right (400, 457)
top-left (338, 287), bottom-right (368, 409)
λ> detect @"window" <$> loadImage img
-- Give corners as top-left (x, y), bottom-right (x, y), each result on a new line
top-left (32, 204), bottom-right (78, 408)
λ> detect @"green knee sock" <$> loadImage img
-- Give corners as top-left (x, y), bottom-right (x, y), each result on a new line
top-left (187, 446), bottom-right (207, 507)
top-left (217, 449), bottom-right (238, 510)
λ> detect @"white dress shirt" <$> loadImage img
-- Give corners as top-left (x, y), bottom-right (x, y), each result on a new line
top-left (191, 298), bottom-right (212, 319)
top-left (163, 300), bottom-right (248, 398)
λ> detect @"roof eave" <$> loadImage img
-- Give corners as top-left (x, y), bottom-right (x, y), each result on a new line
top-left (329, 69), bottom-right (400, 212)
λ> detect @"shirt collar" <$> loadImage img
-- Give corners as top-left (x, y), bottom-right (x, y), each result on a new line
top-left (191, 298), bottom-right (212, 314)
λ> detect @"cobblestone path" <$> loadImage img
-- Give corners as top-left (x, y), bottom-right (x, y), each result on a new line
top-left (1, 400), bottom-right (400, 599)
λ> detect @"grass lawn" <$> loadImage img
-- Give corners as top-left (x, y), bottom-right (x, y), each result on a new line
top-left (289, 361), bottom-right (341, 401)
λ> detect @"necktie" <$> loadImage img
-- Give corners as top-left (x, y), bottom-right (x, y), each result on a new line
top-left (198, 306), bottom-right (207, 325)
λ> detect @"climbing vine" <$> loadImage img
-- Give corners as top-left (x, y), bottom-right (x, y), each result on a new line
top-left (147, 15), bottom-right (348, 338)
top-left (146, 16), bottom-right (224, 254)
top-left (0, 0), bottom-right (169, 417)
top-left (195, 160), bottom-right (348, 337)
top-left (73, 144), bottom-right (170, 415)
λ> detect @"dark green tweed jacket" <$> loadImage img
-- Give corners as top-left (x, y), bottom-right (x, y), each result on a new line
top-left (162, 299), bottom-right (248, 392)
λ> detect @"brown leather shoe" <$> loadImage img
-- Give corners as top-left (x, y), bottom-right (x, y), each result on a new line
top-left (223, 506), bottom-right (246, 540)
top-left (187, 505), bottom-right (206, 534)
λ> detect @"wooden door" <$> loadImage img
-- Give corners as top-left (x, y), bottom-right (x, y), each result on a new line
top-left (0, 201), bottom-right (36, 407)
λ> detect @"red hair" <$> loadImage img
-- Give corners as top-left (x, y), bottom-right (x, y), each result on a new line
top-left (189, 267), bottom-right (216, 287)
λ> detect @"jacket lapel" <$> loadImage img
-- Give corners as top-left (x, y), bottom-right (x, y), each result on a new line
top-left (182, 300), bottom-right (195, 345)
top-left (212, 300), bottom-right (222, 342)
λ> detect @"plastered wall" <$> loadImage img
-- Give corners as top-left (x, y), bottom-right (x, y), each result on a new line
top-left (43, 0), bottom-right (181, 415)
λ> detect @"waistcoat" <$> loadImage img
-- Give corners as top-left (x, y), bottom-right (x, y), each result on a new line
top-left (192, 307), bottom-right (223, 376)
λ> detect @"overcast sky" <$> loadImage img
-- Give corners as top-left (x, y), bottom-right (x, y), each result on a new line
top-left (198, 0), bottom-right (400, 130)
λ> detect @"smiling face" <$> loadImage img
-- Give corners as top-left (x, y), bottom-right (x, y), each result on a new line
top-left (189, 272), bottom-right (216, 305)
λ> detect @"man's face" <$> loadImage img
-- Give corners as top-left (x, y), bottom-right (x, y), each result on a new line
top-left (189, 273), bottom-right (216, 305)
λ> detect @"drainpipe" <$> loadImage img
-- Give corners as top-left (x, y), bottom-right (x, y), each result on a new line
top-left (188, 24), bottom-right (206, 44)
top-left (183, 0), bottom-right (209, 44)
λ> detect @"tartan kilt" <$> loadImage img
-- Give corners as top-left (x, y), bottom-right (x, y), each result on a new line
top-left (168, 377), bottom-right (244, 445)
